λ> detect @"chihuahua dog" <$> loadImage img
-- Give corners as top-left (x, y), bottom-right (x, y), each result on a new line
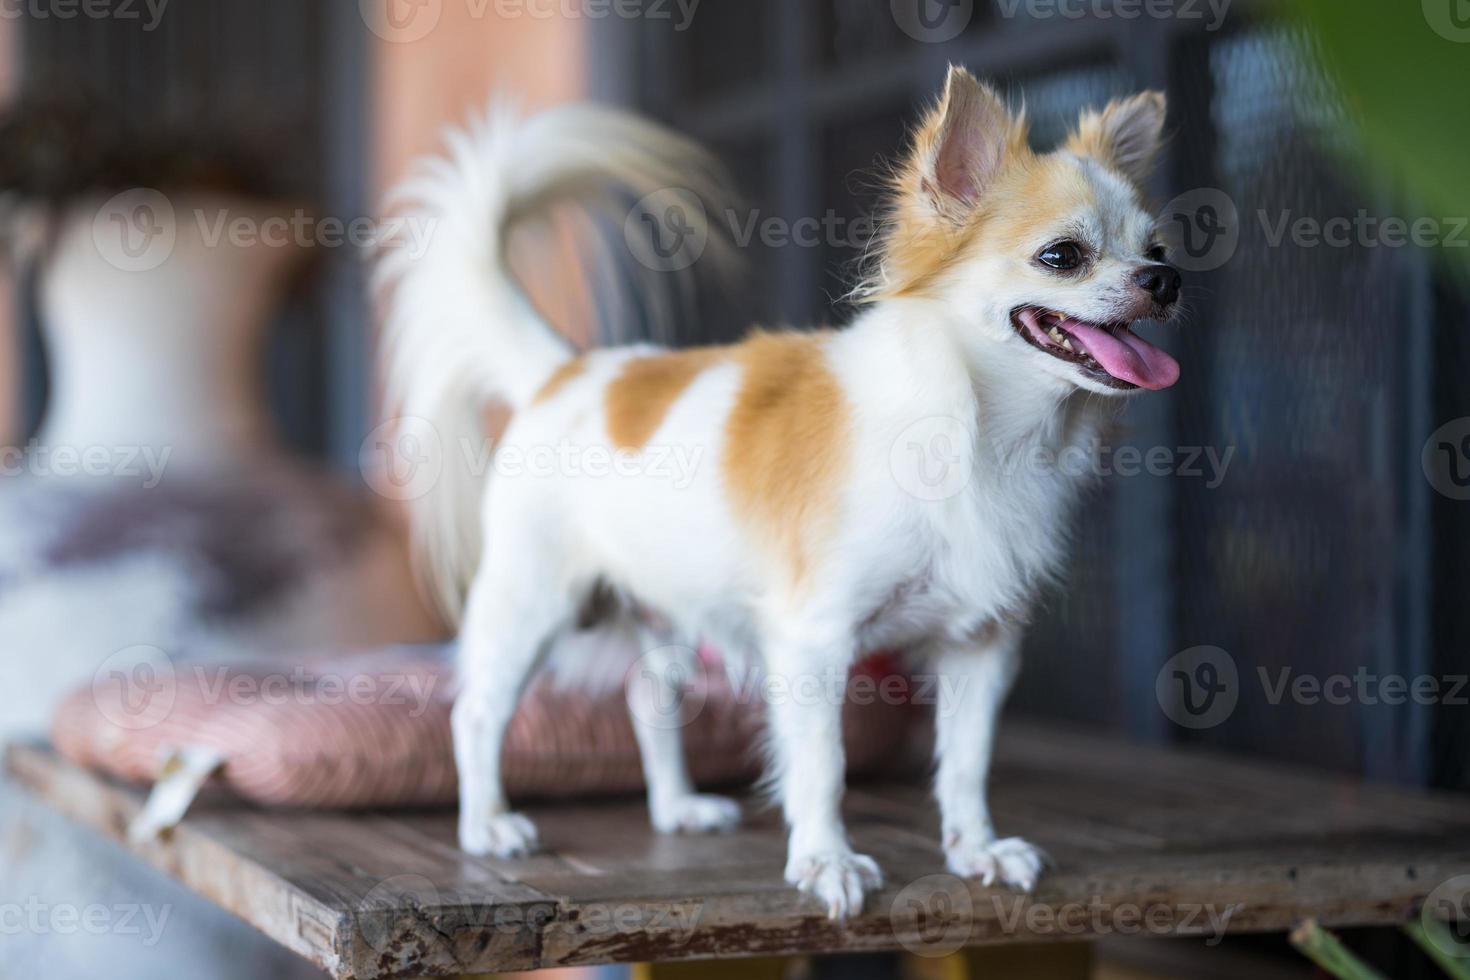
top-left (380, 66), bottom-right (1180, 919)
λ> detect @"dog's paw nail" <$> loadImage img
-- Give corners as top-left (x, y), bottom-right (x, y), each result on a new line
top-left (946, 835), bottom-right (1048, 891)
top-left (785, 851), bottom-right (883, 921)
top-left (460, 812), bottom-right (541, 858)
top-left (651, 794), bottom-right (742, 835)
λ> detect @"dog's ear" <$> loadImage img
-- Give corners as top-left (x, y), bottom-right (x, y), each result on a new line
top-left (1067, 91), bottom-right (1167, 186)
top-left (908, 66), bottom-right (1024, 221)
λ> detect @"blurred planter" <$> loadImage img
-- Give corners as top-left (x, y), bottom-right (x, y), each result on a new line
top-left (0, 193), bottom-right (440, 741)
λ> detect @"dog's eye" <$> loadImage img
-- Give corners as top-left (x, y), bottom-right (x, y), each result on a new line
top-left (1145, 243), bottom-right (1168, 263)
top-left (1037, 241), bottom-right (1084, 271)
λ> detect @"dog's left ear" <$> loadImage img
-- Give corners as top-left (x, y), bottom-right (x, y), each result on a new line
top-left (1067, 91), bottom-right (1167, 186)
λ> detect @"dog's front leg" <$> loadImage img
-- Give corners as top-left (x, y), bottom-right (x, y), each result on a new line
top-left (768, 638), bottom-right (882, 920)
top-left (931, 625), bottom-right (1046, 891)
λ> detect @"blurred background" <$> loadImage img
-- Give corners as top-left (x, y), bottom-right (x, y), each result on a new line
top-left (1, 0), bottom-right (1468, 978)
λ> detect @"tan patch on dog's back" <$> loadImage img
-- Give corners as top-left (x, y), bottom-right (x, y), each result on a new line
top-left (606, 347), bottom-right (726, 449)
top-left (532, 356), bottom-right (588, 405)
top-left (723, 331), bottom-right (849, 587)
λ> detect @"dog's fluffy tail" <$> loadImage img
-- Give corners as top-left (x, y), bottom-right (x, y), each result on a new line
top-left (377, 101), bottom-right (732, 624)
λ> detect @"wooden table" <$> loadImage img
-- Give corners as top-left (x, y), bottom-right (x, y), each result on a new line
top-left (7, 722), bottom-right (1469, 978)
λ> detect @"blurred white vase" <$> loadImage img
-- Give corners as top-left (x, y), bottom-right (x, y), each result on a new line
top-left (37, 193), bottom-right (298, 469)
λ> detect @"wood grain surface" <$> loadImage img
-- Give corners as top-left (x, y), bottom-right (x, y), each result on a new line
top-left (8, 721), bottom-right (1469, 978)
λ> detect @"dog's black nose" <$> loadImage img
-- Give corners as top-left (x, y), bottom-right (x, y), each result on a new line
top-left (1132, 264), bottom-right (1181, 307)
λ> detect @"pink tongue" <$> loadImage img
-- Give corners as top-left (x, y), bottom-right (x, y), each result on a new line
top-left (1061, 319), bottom-right (1180, 390)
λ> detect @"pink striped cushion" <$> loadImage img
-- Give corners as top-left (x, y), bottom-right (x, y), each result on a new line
top-left (52, 648), bottom-right (914, 809)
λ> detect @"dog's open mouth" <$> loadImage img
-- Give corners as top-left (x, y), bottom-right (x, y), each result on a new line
top-left (1011, 307), bottom-right (1180, 391)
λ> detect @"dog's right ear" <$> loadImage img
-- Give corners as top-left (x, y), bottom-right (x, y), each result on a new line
top-left (907, 67), bottom-right (1024, 221)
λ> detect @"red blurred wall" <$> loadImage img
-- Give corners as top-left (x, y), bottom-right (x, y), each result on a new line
top-left (372, 8), bottom-right (594, 354)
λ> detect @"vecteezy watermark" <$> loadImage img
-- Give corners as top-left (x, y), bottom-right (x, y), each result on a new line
top-left (1423, 0), bottom-right (1470, 43)
top-left (1156, 646), bottom-right (1239, 730)
top-left (0, 441), bottom-right (171, 488)
top-left (188, 666), bottom-right (439, 717)
top-left (481, 441), bottom-right (703, 488)
top-left (889, 416), bottom-right (1236, 503)
top-left (1423, 418), bottom-right (1470, 501)
top-left (359, 0), bottom-right (700, 43)
top-left (355, 874), bottom-right (704, 954)
top-left (1259, 667), bottom-right (1469, 709)
top-left (1156, 646), bottom-right (1470, 730)
top-left (0, 0), bottom-right (169, 30)
top-left (986, 894), bottom-right (1241, 945)
top-left (360, 417), bottom-right (706, 502)
top-left (93, 189), bottom-right (177, 273)
top-left (987, 439), bottom-right (1235, 489)
top-left (625, 188), bottom-right (708, 273)
top-left (91, 646), bottom-right (441, 730)
top-left (359, 417), bottom-right (444, 503)
top-left (890, 874), bottom-right (976, 957)
top-left (995, 0), bottom-right (1231, 31)
top-left (888, 873), bottom-right (1241, 954)
top-left (0, 899), bottom-right (172, 946)
top-left (890, 416), bottom-right (975, 502)
top-left (191, 208), bottom-right (436, 257)
top-left (1258, 210), bottom-right (1470, 251)
top-left (625, 651), bottom-right (970, 731)
top-left (624, 646), bottom-right (711, 732)
top-left (891, 0), bottom-right (975, 43)
top-left (92, 645), bottom-right (177, 731)
top-left (1423, 876), bottom-right (1470, 959)
top-left (1159, 187), bottom-right (1240, 272)
top-left (91, 190), bottom-right (437, 272)
top-left (624, 189), bottom-right (878, 273)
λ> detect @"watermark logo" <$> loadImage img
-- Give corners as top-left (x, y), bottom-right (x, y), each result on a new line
top-left (360, 0), bottom-right (442, 42)
top-left (0, 0), bottom-right (170, 31)
top-left (890, 874), bottom-right (975, 957)
top-left (355, 874), bottom-right (701, 951)
top-left (891, 0), bottom-right (974, 43)
top-left (0, 442), bottom-right (171, 487)
top-left (1156, 646), bottom-right (1238, 730)
top-left (1159, 187), bottom-right (1238, 272)
top-left (624, 646), bottom-right (709, 731)
top-left (358, 874), bottom-right (444, 953)
top-left (1424, 876), bottom-right (1470, 957)
top-left (359, 416), bottom-right (445, 503)
top-left (1424, 0), bottom-right (1470, 42)
top-left (891, 416), bottom-right (974, 502)
top-left (995, 0), bottom-right (1230, 31)
top-left (626, 188), bottom-right (708, 273)
top-left (0, 899), bottom-right (172, 946)
top-left (986, 439), bottom-right (1235, 489)
top-left (92, 645), bottom-right (177, 731)
top-left (1258, 210), bottom-right (1469, 251)
top-left (989, 895), bottom-right (1239, 944)
top-left (1423, 418), bottom-right (1470, 501)
top-left (92, 189), bottom-right (176, 272)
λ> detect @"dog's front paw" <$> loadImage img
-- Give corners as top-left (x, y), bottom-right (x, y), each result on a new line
top-left (785, 850), bottom-right (884, 921)
top-left (650, 794), bottom-right (742, 835)
top-left (945, 834), bottom-right (1048, 892)
top-left (460, 812), bottom-right (541, 858)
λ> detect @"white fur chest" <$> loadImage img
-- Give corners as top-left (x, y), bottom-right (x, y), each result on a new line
top-left (851, 390), bottom-right (1105, 653)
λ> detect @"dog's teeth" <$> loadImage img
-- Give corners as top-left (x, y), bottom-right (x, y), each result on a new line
top-left (1047, 327), bottom-right (1064, 343)
top-left (1061, 338), bottom-right (1074, 352)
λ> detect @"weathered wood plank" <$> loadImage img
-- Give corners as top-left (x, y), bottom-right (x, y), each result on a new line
top-left (7, 720), bottom-right (1470, 978)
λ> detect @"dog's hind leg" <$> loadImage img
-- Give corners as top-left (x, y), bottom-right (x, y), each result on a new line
top-left (452, 546), bottom-right (575, 858)
top-left (625, 622), bottom-right (741, 835)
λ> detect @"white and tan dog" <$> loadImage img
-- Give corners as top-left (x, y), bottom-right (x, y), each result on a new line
top-left (380, 67), bottom-right (1182, 919)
